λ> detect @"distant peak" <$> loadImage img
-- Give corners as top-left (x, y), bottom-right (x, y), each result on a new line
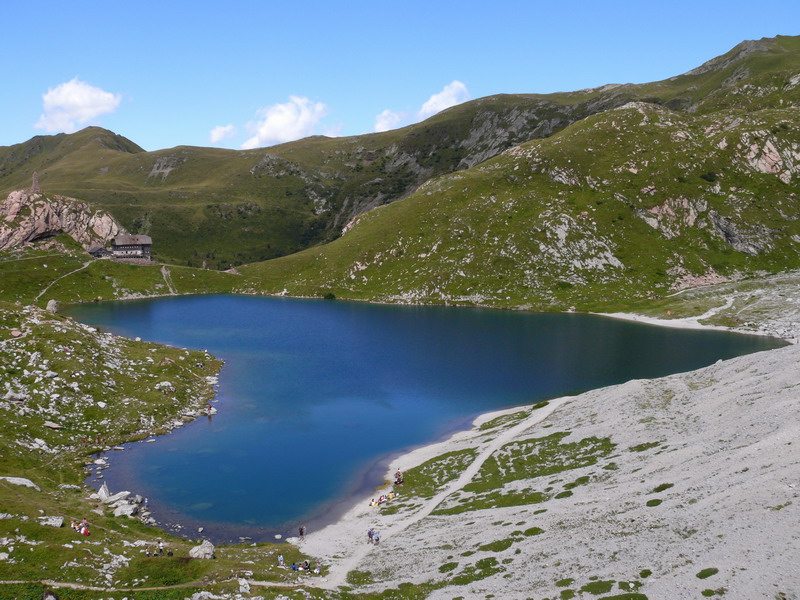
top-left (684, 37), bottom-right (776, 77)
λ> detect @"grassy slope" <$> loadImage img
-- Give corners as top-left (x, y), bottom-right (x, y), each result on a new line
top-left (238, 100), bottom-right (800, 310)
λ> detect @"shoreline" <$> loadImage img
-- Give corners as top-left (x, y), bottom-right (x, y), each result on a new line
top-left (82, 302), bottom-right (792, 548)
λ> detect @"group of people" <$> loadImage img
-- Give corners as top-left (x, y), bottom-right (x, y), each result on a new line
top-left (145, 541), bottom-right (171, 557)
top-left (80, 434), bottom-right (108, 446)
top-left (69, 519), bottom-right (90, 536)
top-left (369, 490), bottom-right (398, 507)
top-left (367, 528), bottom-right (381, 545)
top-left (277, 554), bottom-right (320, 574)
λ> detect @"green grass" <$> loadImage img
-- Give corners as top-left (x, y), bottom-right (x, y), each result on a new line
top-left (383, 448), bottom-right (477, 507)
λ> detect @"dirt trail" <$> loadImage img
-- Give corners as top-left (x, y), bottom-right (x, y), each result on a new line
top-left (34, 260), bottom-right (93, 302)
top-left (161, 265), bottom-right (177, 294)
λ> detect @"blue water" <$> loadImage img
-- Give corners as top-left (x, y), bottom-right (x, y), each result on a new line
top-left (64, 295), bottom-right (782, 541)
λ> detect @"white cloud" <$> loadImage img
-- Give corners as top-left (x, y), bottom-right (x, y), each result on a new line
top-left (373, 109), bottom-right (404, 133)
top-left (210, 124), bottom-right (236, 143)
top-left (34, 78), bottom-right (121, 133)
top-left (418, 80), bottom-right (470, 119)
top-left (241, 96), bottom-right (327, 149)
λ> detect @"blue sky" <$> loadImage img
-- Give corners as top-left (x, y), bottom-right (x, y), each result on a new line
top-left (1, 1), bottom-right (797, 151)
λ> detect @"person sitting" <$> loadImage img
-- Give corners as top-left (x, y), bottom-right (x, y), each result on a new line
top-left (291, 562), bottom-right (298, 571)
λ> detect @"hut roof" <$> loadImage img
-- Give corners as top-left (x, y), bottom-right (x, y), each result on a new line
top-left (113, 234), bottom-right (152, 245)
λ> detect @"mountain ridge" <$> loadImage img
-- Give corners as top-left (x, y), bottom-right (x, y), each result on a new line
top-left (0, 35), bottom-right (797, 276)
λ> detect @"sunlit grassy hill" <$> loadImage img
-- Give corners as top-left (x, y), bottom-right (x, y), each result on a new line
top-left (239, 99), bottom-right (800, 310)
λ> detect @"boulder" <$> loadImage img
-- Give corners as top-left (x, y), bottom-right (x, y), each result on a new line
top-left (0, 476), bottom-right (40, 491)
top-left (37, 516), bottom-right (64, 528)
top-left (103, 491), bottom-right (130, 505)
top-left (46, 299), bottom-right (58, 313)
top-left (113, 503), bottom-right (139, 518)
top-left (97, 482), bottom-right (110, 502)
top-left (189, 539), bottom-right (216, 559)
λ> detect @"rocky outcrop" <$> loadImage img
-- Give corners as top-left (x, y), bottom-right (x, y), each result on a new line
top-left (637, 197), bottom-right (708, 239)
top-left (189, 539), bottom-right (216, 559)
top-left (0, 190), bottom-right (122, 252)
top-left (708, 210), bottom-right (775, 255)
top-left (0, 476), bottom-right (40, 491)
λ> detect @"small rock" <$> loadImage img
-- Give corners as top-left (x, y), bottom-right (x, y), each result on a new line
top-left (43, 421), bottom-right (63, 430)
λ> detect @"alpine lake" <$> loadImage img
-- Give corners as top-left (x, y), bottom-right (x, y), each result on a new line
top-left (64, 295), bottom-right (783, 542)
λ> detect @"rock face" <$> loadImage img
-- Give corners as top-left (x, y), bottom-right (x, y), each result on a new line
top-left (189, 539), bottom-right (216, 559)
top-left (0, 190), bottom-right (122, 252)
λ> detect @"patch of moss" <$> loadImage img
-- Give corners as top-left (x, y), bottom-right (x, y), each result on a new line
top-left (478, 539), bottom-right (514, 552)
top-left (696, 568), bottom-right (719, 579)
top-left (629, 441), bottom-right (661, 452)
top-left (564, 475), bottom-right (591, 490)
top-left (438, 561), bottom-right (458, 573)
top-left (650, 483), bottom-right (674, 493)
top-left (645, 499), bottom-right (662, 507)
top-left (580, 579), bottom-right (615, 594)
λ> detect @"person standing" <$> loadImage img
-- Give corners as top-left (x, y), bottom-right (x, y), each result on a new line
top-left (367, 528), bottom-right (374, 543)
top-left (299, 525), bottom-right (307, 540)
